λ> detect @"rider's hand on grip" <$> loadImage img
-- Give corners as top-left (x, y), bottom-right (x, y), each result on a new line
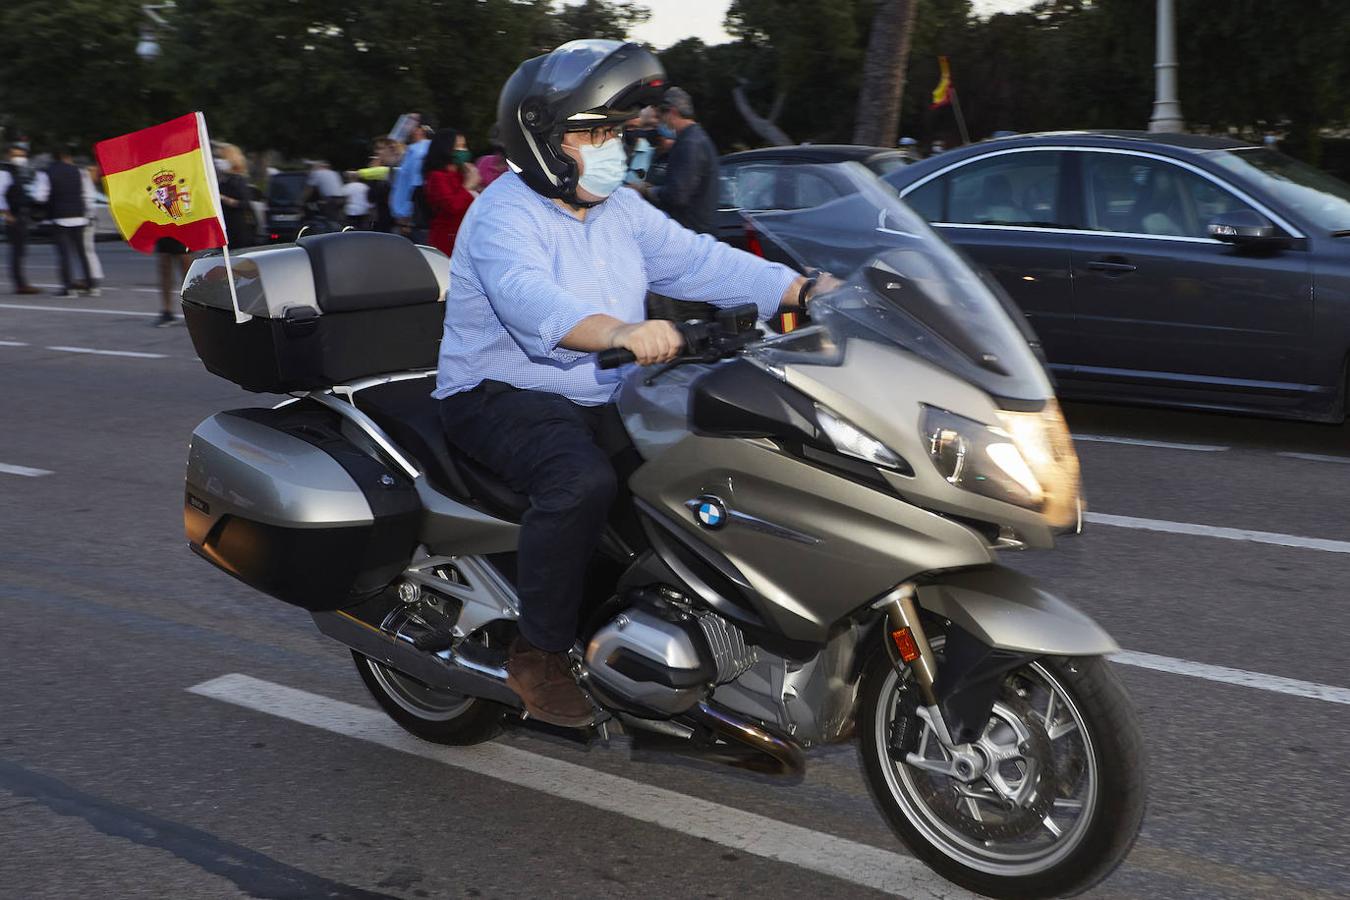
top-left (597, 347), bottom-right (637, 369)
top-left (609, 320), bottom-right (683, 367)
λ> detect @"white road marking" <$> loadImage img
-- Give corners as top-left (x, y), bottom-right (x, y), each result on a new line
top-left (0, 462), bottom-right (54, 477)
top-left (1086, 511), bottom-right (1350, 555)
top-left (31, 282), bottom-right (160, 294)
top-left (1074, 434), bottom-right (1228, 452)
top-left (0, 340), bottom-right (28, 347)
top-left (1113, 651), bottom-right (1350, 706)
top-left (1277, 451), bottom-right (1350, 465)
top-left (46, 345), bottom-right (167, 359)
top-left (0, 302), bottom-right (159, 318)
top-left (190, 674), bottom-right (977, 900)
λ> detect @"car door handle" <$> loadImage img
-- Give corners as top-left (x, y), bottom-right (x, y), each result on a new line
top-left (1085, 258), bottom-right (1137, 274)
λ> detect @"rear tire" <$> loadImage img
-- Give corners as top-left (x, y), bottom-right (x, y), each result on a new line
top-left (858, 648), bottom-right (1146, 899)
top-left (352, 651), bottom-right (503, 745)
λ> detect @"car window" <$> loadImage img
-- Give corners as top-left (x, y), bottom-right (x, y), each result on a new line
top-left (1082, 153), bottom-right (1254, 238)
top-left (718, 163), bottom-right (842, 212)
top-left (903, 151), bottom-right (1064, 227)
top-left (719, 163), bottom-right (777, 211)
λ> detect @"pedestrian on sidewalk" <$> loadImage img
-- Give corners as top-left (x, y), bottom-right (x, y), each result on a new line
top-left (153, 238), bottom-right (192, 327)
top-left (421, 129), bottom-right (476, 256)
top-left (475, 125), bottom-right (509, 189)
top-left (82, 163), bottom-right (105, 288)
top-left (342, 170), bottom-right (372, 229)
top-left (390, 117), bottom-right (433, 242)
top-left (0, 145), bottom-right (41, 294)
top-left (32, 145), bottom-right (98, 297)
top-left (217, 144), bottom-right (258, 247)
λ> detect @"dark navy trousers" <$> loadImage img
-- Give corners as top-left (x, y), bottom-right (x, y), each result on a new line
top-left (439, 381), bottom-right (622, 653)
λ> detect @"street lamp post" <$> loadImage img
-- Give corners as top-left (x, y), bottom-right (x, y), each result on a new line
top-left (1149, 0), bottom-right (1185, 132)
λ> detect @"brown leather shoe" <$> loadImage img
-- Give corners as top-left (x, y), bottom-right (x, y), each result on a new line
top-left (506, 636), bottom-right (594, 728)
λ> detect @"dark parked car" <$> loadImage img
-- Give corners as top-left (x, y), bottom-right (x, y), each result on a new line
top-left (715, 144), bottom-right (908, 248)
top-left (264, 171), bottom-right (311, 243)
top-left (883, 131), bottom-right (1350, 421)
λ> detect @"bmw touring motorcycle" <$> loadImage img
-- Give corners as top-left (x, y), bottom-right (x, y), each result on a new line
top-left (180, 163), bottom-right (1144, 898)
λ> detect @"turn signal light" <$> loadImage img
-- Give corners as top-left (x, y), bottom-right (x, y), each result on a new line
top-left (891, 627), bottom-right (921, 663)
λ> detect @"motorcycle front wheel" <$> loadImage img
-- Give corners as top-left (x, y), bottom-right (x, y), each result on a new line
top-left (352, 651), bottom-right (503, 745)
top-left (858, 643), bottom-right (1146, 899)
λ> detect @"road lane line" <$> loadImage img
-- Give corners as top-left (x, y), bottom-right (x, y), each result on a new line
top-left (1277, 451), bottom-right (1350, 465)
top-left (190, 673), bottom-right (976, 900)
top-left (1113, 651), bottom-right (1350, 705)
top-left (31, 282), bottom-right (160, 294)
top-left (46, 345), bottom-right (168, 359)
top-left (1086, 511), bottom-right (1350, 555)
top-left (0, 302), bottom-right (158, 318)
top-left (0, 340), bottom-right (28, 347)
top-left (0, 463), bottom-right (53, 477)
top-left (1073, 434), bottom-right (1228, 452)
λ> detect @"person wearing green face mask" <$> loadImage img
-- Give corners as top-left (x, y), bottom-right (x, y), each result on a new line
top-left (421, 129), bottom-right (478, 255)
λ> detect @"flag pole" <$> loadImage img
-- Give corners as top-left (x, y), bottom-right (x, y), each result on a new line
top-left (950, 86), bottom-right (971, 146)
top-left (195, 111), bottom-right (250, 324)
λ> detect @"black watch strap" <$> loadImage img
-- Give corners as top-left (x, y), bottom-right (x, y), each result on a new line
top-left (798, 275), bottom-right (818, 313)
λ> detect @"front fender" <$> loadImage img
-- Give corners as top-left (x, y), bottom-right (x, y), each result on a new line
top-left (917, 565), bottom-right (1118, 656)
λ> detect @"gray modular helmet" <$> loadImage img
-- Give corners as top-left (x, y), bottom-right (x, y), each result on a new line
top-left (498, 39), bottom-right (666, 204)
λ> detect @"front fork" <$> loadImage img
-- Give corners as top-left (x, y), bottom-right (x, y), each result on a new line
top-left (873, 584), bottom-right (960, 750)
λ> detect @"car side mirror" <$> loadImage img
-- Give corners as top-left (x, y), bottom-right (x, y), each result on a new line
top-left (1208, 210), bottom-right (1289, 249)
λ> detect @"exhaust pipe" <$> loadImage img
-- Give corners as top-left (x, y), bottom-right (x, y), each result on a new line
top-left (690, 701), bottom-right (805, 775)
top-left (312, 610), bottom-right (521, 707)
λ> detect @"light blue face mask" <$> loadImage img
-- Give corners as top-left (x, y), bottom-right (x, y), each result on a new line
top-left (577, 138), bottom-right (628, 199)
top-left (657, 123), bottom-right (677, 140)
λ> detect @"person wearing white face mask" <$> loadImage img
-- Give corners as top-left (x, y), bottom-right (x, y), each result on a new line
top-left (434, 40), bottom-right (838, 727)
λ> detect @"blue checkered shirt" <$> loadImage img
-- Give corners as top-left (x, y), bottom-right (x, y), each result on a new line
top-left (433, 172), bottom-right (798, 406)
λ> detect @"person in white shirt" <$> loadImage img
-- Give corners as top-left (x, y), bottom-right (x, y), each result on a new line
top-left (31, 146), bottom-right (97, 297)
top-left (305, 160), bottom-right (345, 228)
top-left (342, 171), bottom-right (371, 229)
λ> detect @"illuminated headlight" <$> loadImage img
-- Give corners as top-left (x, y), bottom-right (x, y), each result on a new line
top-left (815, 405), bottom-right (905, 471)
top-left (922, 403), bottom-right (1082, 528)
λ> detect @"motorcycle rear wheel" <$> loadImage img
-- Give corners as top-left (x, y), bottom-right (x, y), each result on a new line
top-left (352, 651), bottom-right (503, 745)
top-left (858, 646), bottom-right (1146, 898)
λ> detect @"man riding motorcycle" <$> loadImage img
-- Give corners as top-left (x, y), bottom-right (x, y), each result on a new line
top-left (434, 40), bottom-right (835, 726)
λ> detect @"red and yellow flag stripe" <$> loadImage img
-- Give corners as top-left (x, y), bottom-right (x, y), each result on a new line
top-left (95, 112), bottom-right (226, 254)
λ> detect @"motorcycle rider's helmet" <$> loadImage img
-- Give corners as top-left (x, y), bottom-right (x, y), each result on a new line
top-left (497, 39), bottom-right (666, 206)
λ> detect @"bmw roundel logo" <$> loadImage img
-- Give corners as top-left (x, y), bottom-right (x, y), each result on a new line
top-left (694, 496), bottom-right (727, 529)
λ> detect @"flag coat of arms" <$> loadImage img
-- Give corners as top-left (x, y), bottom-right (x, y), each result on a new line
top-left (95, 112), bottom-right (226, 254)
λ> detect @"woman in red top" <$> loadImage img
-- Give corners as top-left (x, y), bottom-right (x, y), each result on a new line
top-left (420, 130), bottom-right (476, 256)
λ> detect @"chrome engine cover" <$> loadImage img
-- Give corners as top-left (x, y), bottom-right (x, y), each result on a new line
top-left (584, 603), bottom-right (715, 717)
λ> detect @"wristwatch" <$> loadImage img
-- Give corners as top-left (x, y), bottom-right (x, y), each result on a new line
top-left (797, 273), bottom-right (819, 315)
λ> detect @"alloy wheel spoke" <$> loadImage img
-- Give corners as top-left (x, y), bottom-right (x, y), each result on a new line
top-left (1042, 815), bottom-right (1063, 838)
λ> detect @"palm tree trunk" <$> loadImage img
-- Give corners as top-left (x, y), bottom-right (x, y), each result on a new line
top-left (852, 0), bottom-right (918, 147)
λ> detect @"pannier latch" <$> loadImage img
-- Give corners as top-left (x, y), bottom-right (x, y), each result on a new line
top-left (281, 305), bottom-right (320, 338)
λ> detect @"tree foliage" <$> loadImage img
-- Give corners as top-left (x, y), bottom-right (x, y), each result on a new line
top-left (2, 0), bottom-right (1348, 171)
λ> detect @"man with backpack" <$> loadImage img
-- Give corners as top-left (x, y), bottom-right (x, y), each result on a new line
top-left (0, 145), bottom-right (41, 295)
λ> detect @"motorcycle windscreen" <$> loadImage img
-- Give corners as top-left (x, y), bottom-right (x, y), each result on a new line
top-left (744, 163), bottom-right (1053, 410)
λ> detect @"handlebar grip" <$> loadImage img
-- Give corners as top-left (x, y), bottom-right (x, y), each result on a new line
top-left (597, 348), bottom-right (637, 370)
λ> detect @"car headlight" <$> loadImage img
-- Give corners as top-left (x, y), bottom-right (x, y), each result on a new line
top-left (922, 402), bottom-right (1081, 528)
top-left (815, 405), bottom-right (906, 471)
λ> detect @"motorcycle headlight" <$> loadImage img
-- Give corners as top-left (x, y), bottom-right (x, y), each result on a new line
top-left (922, 402), bottom-right (1081, 529)
top-left (815, 405), bottom-right (906, 471)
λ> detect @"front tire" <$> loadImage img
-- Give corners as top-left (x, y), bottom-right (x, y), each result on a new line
top-left (858, 647), bottom-right (1146, 899)
top-left (352, 651), bottom-right (502, 745)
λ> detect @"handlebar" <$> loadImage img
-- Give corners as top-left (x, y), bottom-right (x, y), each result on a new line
top-left (595, 305), bottom-right (764, 372)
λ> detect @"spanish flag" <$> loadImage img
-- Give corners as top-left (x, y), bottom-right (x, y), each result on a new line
top-left (95, 112), bottom-right (226, 254)
top-left (930, 56), bottom-right (953, 110)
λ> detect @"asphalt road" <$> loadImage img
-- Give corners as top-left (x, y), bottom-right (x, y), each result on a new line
top-left (1, 243), bottom-right (1348, 900)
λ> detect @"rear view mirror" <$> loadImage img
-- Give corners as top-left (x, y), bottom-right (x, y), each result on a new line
top-left (1208, 210), bottom-right (1288, 249)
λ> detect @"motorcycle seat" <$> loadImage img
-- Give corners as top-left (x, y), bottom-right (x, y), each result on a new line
top-left (355, 376), bottom-right (530, 522)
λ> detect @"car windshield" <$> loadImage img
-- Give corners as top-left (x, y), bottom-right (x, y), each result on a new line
top-left (268, 174), bottom-right (306, 206)
top-left (1211, 148), bottom-right (1350, 233)
top-left (744, 162), bottom-right (1052, 407)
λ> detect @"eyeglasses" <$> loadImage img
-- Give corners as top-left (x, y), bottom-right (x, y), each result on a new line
top-left (565, 125), bottom-right (624, 146)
